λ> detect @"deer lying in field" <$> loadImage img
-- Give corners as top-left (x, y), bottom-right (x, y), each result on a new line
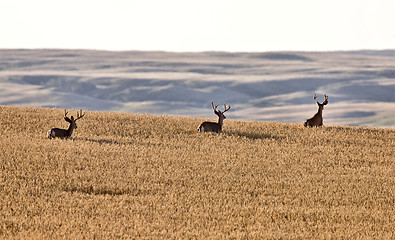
top-left (304, 93), bottom-right (328, 127)
top-left (47, 109), bottom-right (85, 139)
top-left (198, 101), bottom-right (231, 133)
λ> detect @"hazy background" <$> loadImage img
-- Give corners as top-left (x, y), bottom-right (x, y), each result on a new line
top-left (1, 1), bottom-right (394, 127)
top-left (1, 49), bottom-right (394, 127)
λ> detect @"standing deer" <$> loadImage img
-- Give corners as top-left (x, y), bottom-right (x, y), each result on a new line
top-left (304, 93), bottom-right (328, 127)
top-left (198, 101), bottom-right (231, 133)
top-left (47, 109), bottom-right (85, 139)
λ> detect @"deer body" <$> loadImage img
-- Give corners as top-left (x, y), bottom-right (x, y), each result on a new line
top-left (198, 118), bottom-right (225, 133)
top-left (304, 94), bottom-right (328, 127)
top-left (198, 101), bottom-right (230, 133)
top-left (47, 109), bottom-right (85, 139)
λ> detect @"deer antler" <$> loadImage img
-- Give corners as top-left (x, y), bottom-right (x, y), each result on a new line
top-left (322, 94), bottom-right (328, 105)
top-left (63, 109), bottom-right (72, 123)
top-left (211, 101), bottom-right (219, 111)
top-left (313, 93), bottom-right (318, 103)
top-left (223, 104), bottom-right (231, 113)
top-left (75, 109), bottom-right (85, 121)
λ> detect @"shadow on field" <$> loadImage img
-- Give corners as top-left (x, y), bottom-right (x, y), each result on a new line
top-left (225, 131), bottom-right (285, 141)
top-left (63, 185), bottom-right (130, 196)
top-left (79, 137), bottom-right (163, 148)
top-left (80, 137), bottom-right (124, 145)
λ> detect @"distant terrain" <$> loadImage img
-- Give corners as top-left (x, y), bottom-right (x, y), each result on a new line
top-left (0, 49), bottom-right (394, 127)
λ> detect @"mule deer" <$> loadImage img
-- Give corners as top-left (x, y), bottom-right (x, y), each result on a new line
top-left (304, 94), bottom-right (328, 127)
top-left (47, 109), bottom-right (85, 139)
top-left (198, 101), bottom-right (231, 133)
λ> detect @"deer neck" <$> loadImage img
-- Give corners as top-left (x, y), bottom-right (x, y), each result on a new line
top-left (217, 116), bottom-right (224, 129)
top-left (316, 106), bottom-right (323, 117)
top-left (67, 122), bottom-right (76, 136)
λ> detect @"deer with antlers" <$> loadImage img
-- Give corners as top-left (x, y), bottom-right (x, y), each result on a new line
top-left (47, 109), bottom-right (85, 139)
top-left (198, 101), bottom-right (231, 133)
top-left (304, 93), bottom-right (328, 127)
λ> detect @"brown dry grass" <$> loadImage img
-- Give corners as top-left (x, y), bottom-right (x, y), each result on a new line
top-left (0, 106), bottom-right (394, 239)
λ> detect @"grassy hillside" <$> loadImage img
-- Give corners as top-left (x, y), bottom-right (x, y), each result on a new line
top-left (0, 106), bottom-right (394, 239)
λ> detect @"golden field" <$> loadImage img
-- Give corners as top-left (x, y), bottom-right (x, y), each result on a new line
top-left (0, 106), bottom-right (394, 239)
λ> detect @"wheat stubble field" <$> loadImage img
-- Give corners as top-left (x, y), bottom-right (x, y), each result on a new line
top-left (0, 106), bottom-right (394, 239)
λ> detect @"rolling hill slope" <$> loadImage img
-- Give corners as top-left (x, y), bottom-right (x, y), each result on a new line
top-left (0, 106), bottom-right (394, 239)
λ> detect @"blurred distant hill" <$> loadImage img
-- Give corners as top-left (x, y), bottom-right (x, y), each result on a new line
top-left (1, 49), bottom-right (394, 127)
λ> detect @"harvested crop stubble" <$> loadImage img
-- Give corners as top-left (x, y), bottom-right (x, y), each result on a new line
top-left (0, 106), bottom-right (394, 239)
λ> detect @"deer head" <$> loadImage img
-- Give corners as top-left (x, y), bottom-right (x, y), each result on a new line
top-left (211, 101), bottom-right (231, 121)
top-left (64, 109), bottom-right (85, 129)
top-left (198, 101), bottom-right (231, 133)
top-left (304, 94), bottom-right (328, 127)
top-left (47, 109), bottom-right (85, 139)
top-left (314, 93), bottom-right (328, 110)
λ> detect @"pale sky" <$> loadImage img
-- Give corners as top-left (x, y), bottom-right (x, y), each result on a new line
top-left (1, 0), bottom-right (394, 52)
